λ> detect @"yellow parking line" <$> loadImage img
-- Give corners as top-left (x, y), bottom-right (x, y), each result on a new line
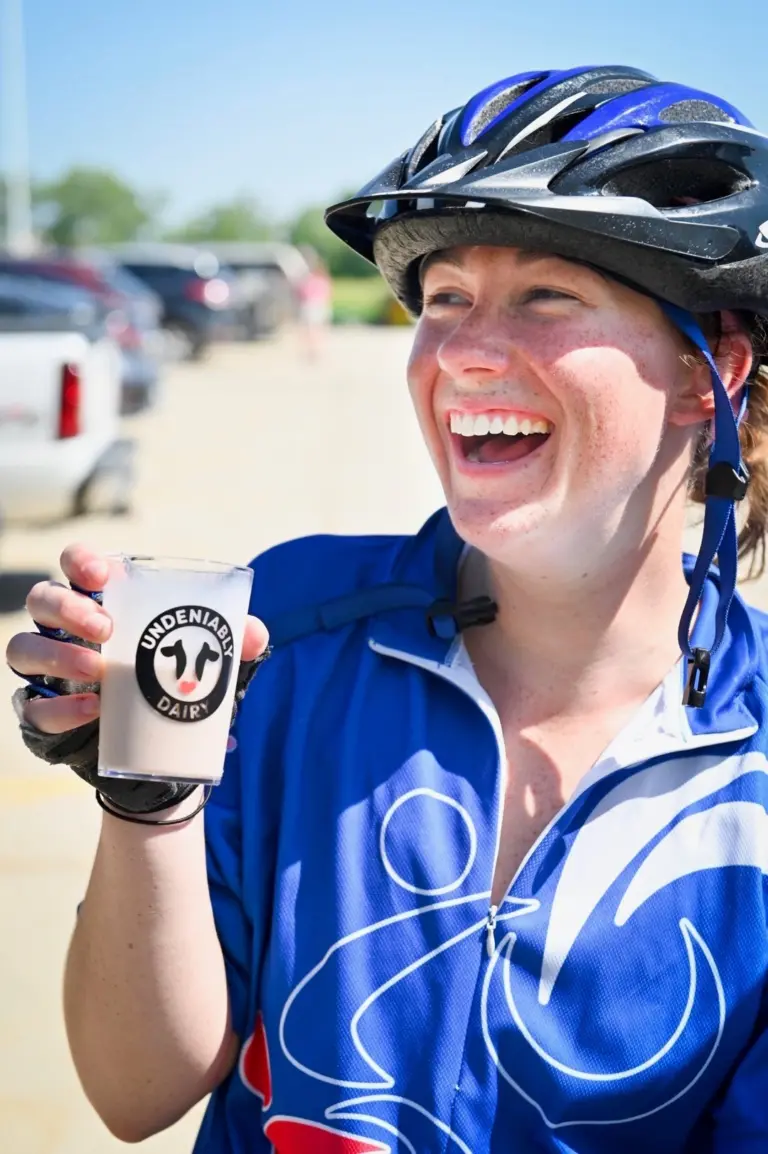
top-left (0, 776), bottom-right (86, 805)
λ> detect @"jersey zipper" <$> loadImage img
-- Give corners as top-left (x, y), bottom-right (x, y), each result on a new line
top-left (368, 637), bottom-right (512, 957)
top-left (486, 903), bottom-right (498, 958)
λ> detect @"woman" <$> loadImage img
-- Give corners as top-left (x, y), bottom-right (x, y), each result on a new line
top-left (7, 65), bottom-right (768, 1153)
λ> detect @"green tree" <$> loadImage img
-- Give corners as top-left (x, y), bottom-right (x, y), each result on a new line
top-left (168, 197), bottom-right (273, 243)
top-left (34, 167), bottom-right (157, 247)
top-left (289, 202), bottom-right (379, 278)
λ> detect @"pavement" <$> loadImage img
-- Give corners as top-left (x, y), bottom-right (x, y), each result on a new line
top-left (1, 326), bottom-right (766, 1153)
top-left (0, 327), bottom-right (443, 1154)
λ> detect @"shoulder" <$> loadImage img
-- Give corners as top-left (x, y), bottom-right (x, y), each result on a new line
top-left (736, 600), bottom-right (768, 726)
top-left (247, 530), bottom-right (413, 624)
top-left (243, 507), bottom-right (456, 647)
top-left (745, 601), bottom-right (768, 678)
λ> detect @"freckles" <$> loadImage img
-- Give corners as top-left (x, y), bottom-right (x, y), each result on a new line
top-left (558, 344), bottom-right (660, 477)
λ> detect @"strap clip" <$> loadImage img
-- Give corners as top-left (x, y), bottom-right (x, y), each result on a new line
top-left (426, 596), bottom-right (498, 639)
top-left (705, 461), bottom-right (750, 501)
top-left (683, 647), bottom-right (711, 709)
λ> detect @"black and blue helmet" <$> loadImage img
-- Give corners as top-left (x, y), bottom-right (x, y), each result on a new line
top-left (325, 65), bottom-right (768, 317)
top-left (326, 66), bottom-right (768, 708)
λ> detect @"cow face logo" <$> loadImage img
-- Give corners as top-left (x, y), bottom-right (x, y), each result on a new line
top-left (136, 605), bottom-right (235, 722)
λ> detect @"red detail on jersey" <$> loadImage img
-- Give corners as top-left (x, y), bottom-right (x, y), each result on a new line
top-left (265, 1117), bottom-right (389, 1153)
top-left (239, 1012), bottom-right (272, 1108)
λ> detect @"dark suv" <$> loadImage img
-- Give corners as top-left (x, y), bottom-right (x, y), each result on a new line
top-left (114, 248), bottom-right (240, 360)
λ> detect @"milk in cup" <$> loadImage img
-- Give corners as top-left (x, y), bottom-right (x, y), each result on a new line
top-left (98, 555), bottom-right (253, 785)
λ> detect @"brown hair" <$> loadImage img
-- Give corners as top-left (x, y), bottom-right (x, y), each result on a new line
top-left (687, 314), bottom-right (768, 579)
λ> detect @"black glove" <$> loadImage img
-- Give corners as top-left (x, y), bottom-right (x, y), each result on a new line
top-left (12, 583), bottom-right (268, 815)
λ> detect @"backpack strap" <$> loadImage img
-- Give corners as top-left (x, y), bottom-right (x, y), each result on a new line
top-left (264, 584), bottom-right (436, 648)
top-left (261, 513), bottom-right (497, 649)
top-left (264, 585), bottom-right (497, 648)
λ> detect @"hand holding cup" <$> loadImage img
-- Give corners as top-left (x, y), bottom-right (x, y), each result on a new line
top-left (6, 544), bottom-right (269, 809)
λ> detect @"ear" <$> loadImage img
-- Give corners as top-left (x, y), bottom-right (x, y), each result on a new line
top-left (668, 311), bottom-right (753, 429)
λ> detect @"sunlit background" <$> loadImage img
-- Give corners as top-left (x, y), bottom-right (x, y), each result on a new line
top-left (3, 0), bottom-right (767, 316)
top-left (1, 3), bottom-right (766, 1152)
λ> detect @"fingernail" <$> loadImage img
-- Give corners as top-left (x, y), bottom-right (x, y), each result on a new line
top-left (85, 614), bottom-right (110, 641)
top-left (79, 696), bottom-right (100, 718)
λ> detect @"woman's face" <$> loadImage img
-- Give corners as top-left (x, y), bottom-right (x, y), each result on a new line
top-left (407, 245), bottom-right (702, 577)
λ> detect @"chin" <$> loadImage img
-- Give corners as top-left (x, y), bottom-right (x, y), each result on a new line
top-left (446, 491), bottom-right (608, 580)
top-left (446, 495), bottom-right (551, 551)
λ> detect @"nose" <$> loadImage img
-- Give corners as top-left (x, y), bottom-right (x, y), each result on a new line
top-left (436, 308), bottom-right (515, 382)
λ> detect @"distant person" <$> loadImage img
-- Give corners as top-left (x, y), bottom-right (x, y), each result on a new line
top-left (9, 65), bottom-right (768, 1153)
top-left (295, 247), bottom-right (332, 358)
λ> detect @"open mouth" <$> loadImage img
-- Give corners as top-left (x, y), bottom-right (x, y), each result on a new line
top-left (448, 410), bottom-right (553, 466)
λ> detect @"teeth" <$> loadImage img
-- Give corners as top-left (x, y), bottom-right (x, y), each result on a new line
top-left (449, 411), bottom-right (552, 437)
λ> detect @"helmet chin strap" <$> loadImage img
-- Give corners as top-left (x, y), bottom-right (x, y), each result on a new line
top-left (659, 302), bottom-right (749, 708)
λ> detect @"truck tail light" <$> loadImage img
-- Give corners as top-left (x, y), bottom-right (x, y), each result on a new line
top-left (58, 362), bottom-right (81, 439)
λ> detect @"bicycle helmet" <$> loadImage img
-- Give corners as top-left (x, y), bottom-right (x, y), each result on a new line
top-left (325, 66), bottom-right (768, 707)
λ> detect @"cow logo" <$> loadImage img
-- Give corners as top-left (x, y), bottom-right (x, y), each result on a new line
top-left (136, 605), bottom-right (235, 722)
top-left (756, 221), bottom-right (768, 250)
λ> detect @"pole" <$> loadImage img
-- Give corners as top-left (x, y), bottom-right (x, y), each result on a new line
top-left (0, 0), bottom-right (34, 254)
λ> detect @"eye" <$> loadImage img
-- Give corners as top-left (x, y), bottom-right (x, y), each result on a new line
top-left (423, 289), bottom-right (471, 309)
top-left (521, 287), bottom-right (577, 304)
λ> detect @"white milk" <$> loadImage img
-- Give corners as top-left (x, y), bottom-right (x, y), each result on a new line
top-left (98, 556), bottom-right (253, 784)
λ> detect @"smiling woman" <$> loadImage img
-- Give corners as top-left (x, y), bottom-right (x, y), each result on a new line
top-left (9, 64), bottom-right (768, 1154)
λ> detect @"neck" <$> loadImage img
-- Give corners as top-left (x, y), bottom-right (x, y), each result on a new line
top-left (459, 515), bottom-right (690, 722)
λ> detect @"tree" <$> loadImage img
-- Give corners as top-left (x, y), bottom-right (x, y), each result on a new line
top-left (168, 197), bottom-right (273, 243)
top-left (289, 202), bottom-right (379, 278)
top-left (34, 167), bottom-right (158, 247)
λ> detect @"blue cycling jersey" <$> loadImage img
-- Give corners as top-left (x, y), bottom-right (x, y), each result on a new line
top-left (194, 508), bottom-right (768, 1154)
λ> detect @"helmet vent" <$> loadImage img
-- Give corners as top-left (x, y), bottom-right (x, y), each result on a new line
top-left (463, 76), bottom-right (545, 145)
top-left (500, 106), bottom-right (594, 160)
top-left (583, 77), bottom-right (654, 99)
top-left (659, 99), bottom-right (735, 125)
top-left (601, 158), bottom-right (751, 207)
top-left (407, 118), bottom-right (444, 179)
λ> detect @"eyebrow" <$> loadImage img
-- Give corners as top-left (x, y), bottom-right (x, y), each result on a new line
top-left (418, 248), bottom-right (573, 284)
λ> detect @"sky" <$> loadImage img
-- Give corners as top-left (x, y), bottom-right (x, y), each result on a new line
top-left (5, 0), bottom-right (768, 229)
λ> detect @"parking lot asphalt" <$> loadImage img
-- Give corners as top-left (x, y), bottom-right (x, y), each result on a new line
top-left (0, 327), bottom-right (443, 1154)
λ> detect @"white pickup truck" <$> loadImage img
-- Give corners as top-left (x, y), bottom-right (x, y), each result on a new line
top-left (0, 274), bottom-right (135, 523)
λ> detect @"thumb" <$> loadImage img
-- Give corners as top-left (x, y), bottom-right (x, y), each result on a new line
top-left (241, 615), bottom-right (270, 664)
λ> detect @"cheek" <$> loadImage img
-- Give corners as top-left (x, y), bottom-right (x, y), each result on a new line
top-left (554, 344), bottom-right (673, 475)
top-left (406, 330), bottom-right (441, 438)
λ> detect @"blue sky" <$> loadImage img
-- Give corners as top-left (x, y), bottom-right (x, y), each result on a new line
top-left (11, 0), bottom-right (768, 228)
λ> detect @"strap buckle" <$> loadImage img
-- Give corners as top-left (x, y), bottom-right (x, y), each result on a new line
top-left (683, 647), bottom-right (711, 708)
top-left (705, 461), bottom-right (750, 501)
top-left (426, 596), bottom-right (498, 639)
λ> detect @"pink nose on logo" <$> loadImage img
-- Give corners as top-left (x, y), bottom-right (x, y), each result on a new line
top-left (179, 680), bottom-right (198, 695)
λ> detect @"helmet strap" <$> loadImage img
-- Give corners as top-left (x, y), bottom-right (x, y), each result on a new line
top-left (659, 302), bottom-right (749, 707)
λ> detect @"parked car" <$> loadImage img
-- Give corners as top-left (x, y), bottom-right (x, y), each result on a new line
top-left (205, 242), bottom-right (311, 331)
top-left (0, 252), bottom-right (163, 415)
top-left (0, 274), bottom-right (135, 523)
top-left (108, 244), bottom-right (241, 360)
top-left (79, 252), bottom-right (166, 413)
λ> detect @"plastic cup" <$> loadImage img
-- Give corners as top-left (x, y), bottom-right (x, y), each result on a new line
top-left (97, 554), bottom-right (253, 785)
